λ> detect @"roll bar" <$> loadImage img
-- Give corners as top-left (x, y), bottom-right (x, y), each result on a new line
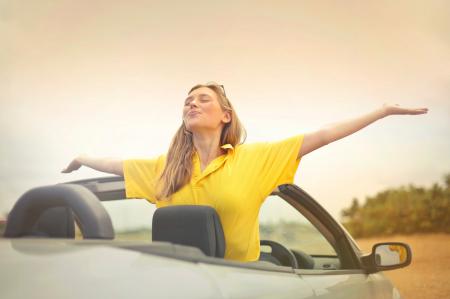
top-left (4, 184), bottom-right (114, 239)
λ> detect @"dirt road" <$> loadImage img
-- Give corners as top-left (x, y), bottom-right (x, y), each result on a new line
top-left (356, 234), bottom-right (450, 299)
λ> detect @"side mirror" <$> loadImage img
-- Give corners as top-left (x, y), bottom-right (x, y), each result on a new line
top-left (361, 242), bottom-right (412, 273)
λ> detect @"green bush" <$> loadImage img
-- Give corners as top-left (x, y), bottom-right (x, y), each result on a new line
top-left (341, 173), bottom-right (450, 237)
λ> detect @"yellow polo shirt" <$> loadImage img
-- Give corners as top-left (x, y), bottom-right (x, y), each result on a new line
top-left (123, 134), bottom-right (304, 262)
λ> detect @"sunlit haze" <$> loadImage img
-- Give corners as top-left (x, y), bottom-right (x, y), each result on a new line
top-left (1, 1), bottom-right (449, 229)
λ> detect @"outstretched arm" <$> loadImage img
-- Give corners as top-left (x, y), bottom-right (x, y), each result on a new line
top-left (299, 104), bottom-right (428, 158)
top-left (62, 154), bottom-right (124, 176)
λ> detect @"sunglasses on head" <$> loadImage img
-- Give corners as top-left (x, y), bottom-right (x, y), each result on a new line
top-left (219, 84), bottom-right (226, 97)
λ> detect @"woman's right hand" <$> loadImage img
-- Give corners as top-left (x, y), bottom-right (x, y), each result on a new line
top-left (61, 155), bottom-right (124, 176)
top-left (61, 156), bottom-right (85, 173)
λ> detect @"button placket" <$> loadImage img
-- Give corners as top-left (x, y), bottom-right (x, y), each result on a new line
top-left (192, 152), bottom-right (201, 186)
top-left (192, 147), bottom-right (233, 186)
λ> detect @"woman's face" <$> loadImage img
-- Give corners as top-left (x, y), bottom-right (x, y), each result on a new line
top-left (183, 87), bottom-right (231, 134)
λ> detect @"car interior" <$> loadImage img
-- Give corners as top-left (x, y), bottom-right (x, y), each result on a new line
top-left (3, 177), bottom-right (351, 272)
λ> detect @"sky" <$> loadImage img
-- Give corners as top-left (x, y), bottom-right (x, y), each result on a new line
top-left (1, 0), bottom-right (449, 228)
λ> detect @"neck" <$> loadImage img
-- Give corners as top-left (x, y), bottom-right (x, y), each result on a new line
top-left (192, 131), bottom-right (224, 167)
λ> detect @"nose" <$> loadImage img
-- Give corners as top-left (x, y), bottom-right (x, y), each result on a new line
top-left (189, 98), bottom-right (199, 108)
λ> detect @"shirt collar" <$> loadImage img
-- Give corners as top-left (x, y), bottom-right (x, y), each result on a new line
top-left (220, 144), bottom-right (234, 153)
top-left (220, 143), bottom-right (234, 153)
top-left (191, 144), bottom-right (234, 181)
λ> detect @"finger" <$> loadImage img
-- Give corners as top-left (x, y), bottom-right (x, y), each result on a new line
top-left (61, 167), bottom-right (72, 173)
top-left (409, 109), bottom-right (428, 115)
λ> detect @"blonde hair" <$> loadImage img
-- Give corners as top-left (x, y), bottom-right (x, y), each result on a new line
top-left (156, 82), bottom-right (246, 200)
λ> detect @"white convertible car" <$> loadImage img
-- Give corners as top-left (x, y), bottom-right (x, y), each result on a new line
top-left (0, 176), bottom-right (411, 299)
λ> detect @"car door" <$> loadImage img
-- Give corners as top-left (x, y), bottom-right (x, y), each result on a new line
top-left (96, 180), bottom-right (317, 299)
top-left (198, 261), bottom-right (316, 299)
top-left (259, 186), bottom-right (395, 299)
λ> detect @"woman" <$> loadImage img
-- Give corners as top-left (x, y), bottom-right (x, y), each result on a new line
top-left (62, 82), bottom-right (428, 262)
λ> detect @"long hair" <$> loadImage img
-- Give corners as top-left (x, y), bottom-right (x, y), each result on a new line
top-left (156, 82), bottom-right (246, 200)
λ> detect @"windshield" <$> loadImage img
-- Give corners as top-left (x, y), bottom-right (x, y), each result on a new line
top-left (95, 196), bottom-right (337, 258)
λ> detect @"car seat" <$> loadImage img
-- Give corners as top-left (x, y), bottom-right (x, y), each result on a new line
top-left (152, 205), bottom-right (225, 258)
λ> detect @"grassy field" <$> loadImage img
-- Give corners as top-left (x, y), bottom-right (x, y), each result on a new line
top-left (356, 233), bottom-right (450, 299)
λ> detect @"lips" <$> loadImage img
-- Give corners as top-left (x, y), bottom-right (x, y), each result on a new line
top-left (187, 111), bottom-right (200, 117)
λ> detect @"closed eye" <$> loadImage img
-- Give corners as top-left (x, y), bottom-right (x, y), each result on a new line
top-left (199, 95), bottom-right (211, 102)
top-left (184, 93), bottom-right (211, 105)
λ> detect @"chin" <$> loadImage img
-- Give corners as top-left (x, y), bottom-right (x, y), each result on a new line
top-left (185, 122), bottom-right (201, 132)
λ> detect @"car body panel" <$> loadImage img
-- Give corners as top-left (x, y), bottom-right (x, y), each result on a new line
top-left (0, 238), bottom-right (316, 299)
top-left (299, 271), bottom-right (393, 299)
top-left (197, 263), bottom-right (315, 299)
top-left (0, 177), bottom-right (409, 299)
top-left (1, 239), bottom-right (222, 299)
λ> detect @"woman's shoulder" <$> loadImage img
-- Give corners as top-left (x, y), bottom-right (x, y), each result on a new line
top-left (235, 134), bottom-right (304, 154)
top-left (234, 141), bottom-right (267, 154)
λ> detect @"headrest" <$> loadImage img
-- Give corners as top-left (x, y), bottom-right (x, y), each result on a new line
top-left (152, 205), bottom-right (225, 258)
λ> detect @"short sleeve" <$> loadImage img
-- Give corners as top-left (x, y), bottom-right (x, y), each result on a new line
top-left (256, 134), bottom-right (304, 198)
top-left (123, 155), bottom-right (165, 204)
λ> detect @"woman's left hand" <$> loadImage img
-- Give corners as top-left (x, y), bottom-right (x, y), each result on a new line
top-left (382, 103), bottom-right (428, 116)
